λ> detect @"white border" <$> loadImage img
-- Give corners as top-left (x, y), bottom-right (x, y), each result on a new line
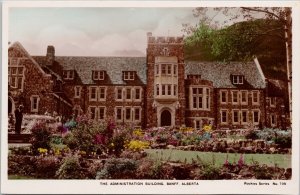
top-left (1, 1), bottom-right (300, 194)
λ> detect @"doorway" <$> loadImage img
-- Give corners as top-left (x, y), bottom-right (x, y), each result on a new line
top-left (161, 110), bottom-right (171, 126)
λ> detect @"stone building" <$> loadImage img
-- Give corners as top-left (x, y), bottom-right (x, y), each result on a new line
top-left (8, 33), bottom-right (289, 129)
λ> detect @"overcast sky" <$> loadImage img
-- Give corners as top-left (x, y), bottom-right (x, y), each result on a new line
top-left (9, 7), bottom-right (202, 57)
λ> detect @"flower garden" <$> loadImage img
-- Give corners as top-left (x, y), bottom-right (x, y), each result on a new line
top-left (8, 115), bottom-right (292, 180)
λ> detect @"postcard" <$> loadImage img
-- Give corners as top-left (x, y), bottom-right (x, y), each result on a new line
top-left (1, 1), bottom-right (299, 194)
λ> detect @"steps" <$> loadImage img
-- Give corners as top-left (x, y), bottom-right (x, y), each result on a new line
top-left (8, 134), bottom-right (32, 143)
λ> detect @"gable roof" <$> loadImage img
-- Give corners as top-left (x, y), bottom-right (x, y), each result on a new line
top-left (34, 56), bottom-right (147, 85)
top-left (185, 61), bottom-right (266, 88)
top-left (9, 42), bottom-right (49, 76)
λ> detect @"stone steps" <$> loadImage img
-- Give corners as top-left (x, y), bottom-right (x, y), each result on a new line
top-left (8, 134), bottom-right (32, 143)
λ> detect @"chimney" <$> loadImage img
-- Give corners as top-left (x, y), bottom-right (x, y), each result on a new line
top-left (147, 32), bottom-right (152, 37)
top-left (46, 45), bottom-right (55, 66)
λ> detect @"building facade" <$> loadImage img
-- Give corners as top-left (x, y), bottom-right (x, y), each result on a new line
top-left (8, 34), bottom-right (289, 129)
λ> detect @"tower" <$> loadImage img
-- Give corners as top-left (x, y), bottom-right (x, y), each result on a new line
top-left (145, 33), bottom-right (186, 127)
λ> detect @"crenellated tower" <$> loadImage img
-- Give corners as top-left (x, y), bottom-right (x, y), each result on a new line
top-left (145, 33), bottom-right (186, 127)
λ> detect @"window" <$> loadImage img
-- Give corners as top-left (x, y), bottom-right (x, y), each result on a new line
top-left (220, 91), bottom-right (228, 104)
top-left (195, 120), bottom-right (201, 130)
top-left (156, 84), bottom-right (160, 96)
top-left (241, 110), bottom-right (248, 124)
top-left (99, 107), bottom-right (105, 120)
top-left (232, 91), bottom-right (239, 104)
top-left (241, 91), bottom-right (248, 105)
top-left (89, 87), bottom-right (97, 101)
top-left (253, 110), bottom-right (260, 124)
top-left (135, 88), bottom-right (141, 100)
top-left (30, 95), bottom-right (40, 112)
top-left (174, 85), bottom-right (177, 96)
top-left (221, 110), bottom-right (228, 124)
top-left (123, 71), bottom-right (135, 80)
top-left (232, 110), bottom-right (240, 124)
top-left (93, 71), bottom-right (105, 80)
top-left (134, 107), bottom-right (141, 121)
top-left (8, 66), bottom-right (25, 90)
top-left (270, 114), bottom-right (276, 126)
top-left (232, 75), bottom-right (243, 84)
top-left (74, 86), bottom-right (81, 98)
top-left (116, 107), bottom-right (123, 121)
top-left (89, 107), bottom-right (97, 120)
top-left (173, 65), bottom-right (177, 75)
top-left (155, 65), bottom-right (159, 75)
top-left (167, 85), bottom-right (172, 95)
top-left (206, 88), bottom-right (210, 109)
top-left (162, 85), bottom-right (166, 95)
top-left (125, 108), bottom-right (131, 121)
top-left (116, 88), bottom-right (123, 100)
top-left (191, 87), bottom-right (210, 110)
top-left (63, 70), bottom-right (74, 80)
top-left (167, 65), bottom-right (172, 75)
top-left (270, 97), bottom-right (276, 107)
top-left (126, 88), bottom-right (132, 100)
top-left (252, 91), bottom-right (259, 105)
top-left (98, 87), bottom-right (106, 100)
top-left (161, 64), bottom-right (172, 75)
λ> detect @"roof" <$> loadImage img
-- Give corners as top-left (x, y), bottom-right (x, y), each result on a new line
top-left (185, 61), bottom-right (266, 88)
top-left (34, 56), bottom-right (147, 85)
top-left (267, 79), bottom-right (287, 96)
top-left (9, 42), bottom-right (49, 77)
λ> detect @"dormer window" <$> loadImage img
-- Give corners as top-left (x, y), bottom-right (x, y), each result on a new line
top-left (232, 75), bottom-right (243, 84)
top-left (93, 70), bottom-right (105, 80)
top-left (123, 71), bottom-right (135, 80)
top-left (63, 70), bottom-right (74, 80)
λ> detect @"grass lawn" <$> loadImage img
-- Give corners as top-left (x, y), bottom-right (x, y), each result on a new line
top-left (145, 149), bottom-right (291, 168)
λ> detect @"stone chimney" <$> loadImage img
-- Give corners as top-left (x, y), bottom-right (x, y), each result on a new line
top-left (46, 45), bottom-right (55, 66)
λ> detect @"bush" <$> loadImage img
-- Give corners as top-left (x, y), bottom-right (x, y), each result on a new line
top-left (87, 160), bottom-right (103, 179)
top-left (8, 155), bottom-right (36, 177)
top-left (30, 122), bottom-right (53, 154)
top-left (245, 130), bottom-right (259, 140)
top-left (9, 146), bottom-right (32, 155)
top-left (197, 164), bottom-right (221, 179)
top-left (253, 164), bottom-right (273, 179)
top-left (96, 158), bottom-right (137, 179)
top-left (273, 136), bottom-right (291, 148)
top-left (62, 132), bottom-right (78, 150)
top-left (56, 156), bottom-right (85, 179)
top-left (35, 156), bottom-right (61, 178)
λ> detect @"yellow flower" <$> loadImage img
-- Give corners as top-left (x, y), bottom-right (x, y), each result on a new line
top-left (203, 125), bottom-right (212, 132)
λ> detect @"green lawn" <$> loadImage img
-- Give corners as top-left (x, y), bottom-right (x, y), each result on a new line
top-left (145, 149), bottom-right (291, 168)
top-left (8, 175), bottom-right (36, 179)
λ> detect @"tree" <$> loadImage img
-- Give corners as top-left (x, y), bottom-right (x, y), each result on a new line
top-left (184, 7), bottom-right (292, 126)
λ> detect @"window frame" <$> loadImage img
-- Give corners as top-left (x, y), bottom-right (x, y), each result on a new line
top-left (220, 90), bottom-right (228, 104)
top-left (231, 90), bottom-right (239, 105)
top-left (63, 70), bottom-right (74, 80)
top-left (98, 87), bottom-right (106, 101)
top-left (252, 110), bottom-right (260, 125)
top-left (89, 86), bottom-right (97, 101)
top-left (270, 97), bottom-right (276, 107)
top-left (115, 107), bottom-right (123, 122)
top-left (98, 106), bottom-right (106, 120)
top-left (93, 70), bottom-right (105, 80)
top-left (232, 109), bottom-right (240, 124)
top-left (220, 110), bottom-right (228, 124)
top-left (123, 71), bottom-right (135, 80)
top-left (74, 86), bottom-right (82, 98)
top-left (252, 91), bottom-right (260, 105)
top-left (232, 75), bottom-right (244, 84)
top-left (30, 95), bottom-right (40, 113)
top-left (88, 106), bottom-right (97, 120)
top-left (240, 90), bottom-right (248, 105)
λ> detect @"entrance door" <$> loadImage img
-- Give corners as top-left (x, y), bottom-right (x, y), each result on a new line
top-left (161, 110), bottom-right (171, 126)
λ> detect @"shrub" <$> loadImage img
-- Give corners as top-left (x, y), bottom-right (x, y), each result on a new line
top-left (35, 156), bottom-right (61, 178)
top-left (197, 163), bottom-right (221, 179)
top-left (8, 155), bottom-right (37, 177)
top-left (96, 158), bottom-right (137, 179)
top-left (87, 160), bottom-right (103, 179)
top-left (30, 122), bottom-right (53, 154)
top-left (56, 156), bottom-right (85, 179)
top-left (245, 130), bottom-right (259, 140)
top-left (253, 164), bottom-right (273, 179)
top-left (273, 136), bottom-right (291, 148)
top-left (62, 132), bottom-right (78, 150)
top-left (9, 146), bottom-right (31, 155)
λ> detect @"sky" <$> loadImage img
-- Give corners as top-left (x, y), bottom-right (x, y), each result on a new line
top-left (9, 7), bottom-right (201, 57)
